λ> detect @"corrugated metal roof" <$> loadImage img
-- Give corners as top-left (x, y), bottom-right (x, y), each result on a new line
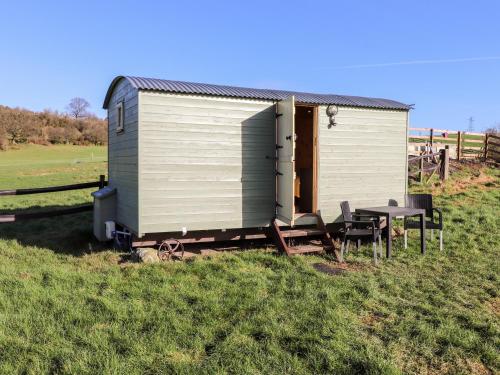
top-left (103, 76), bottom-right (411, 110)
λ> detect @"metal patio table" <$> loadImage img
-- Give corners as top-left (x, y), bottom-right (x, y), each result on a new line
top-left (355, 206), bottom-right (426, 258)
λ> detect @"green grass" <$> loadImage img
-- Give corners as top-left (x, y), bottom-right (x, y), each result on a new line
top-left (0, 144), bottom-right (107, 253)
top-left (409, 138), bottom-right (485, 150)
top-left (0, 145), bottom-right (499, 374)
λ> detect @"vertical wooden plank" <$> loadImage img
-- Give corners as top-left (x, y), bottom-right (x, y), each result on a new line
top-left (312, 106), bottom-right (318, 213)
top-left (457, 131), bottom-right (462, 161)
top-left (276, 96), bottom-right (296, 226)
top-left (430, 128), bottom-right (434, 147)
top-left (270, 219), bottom-right (291, 255)
top-left (99, 175), bottom-right (105, 189)
top-left (419, 157), bottom-right (424, 183)
top-left (440, 146), bottom-right (449, 181)
top-left (484, 134), bottom-right (489, 161)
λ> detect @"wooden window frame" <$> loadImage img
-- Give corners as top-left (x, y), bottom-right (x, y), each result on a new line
top-left (116, 101), bottom-right (124, 133)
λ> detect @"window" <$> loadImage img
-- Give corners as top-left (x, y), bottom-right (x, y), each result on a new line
top-left (116, 101), bottom-right (124, 133)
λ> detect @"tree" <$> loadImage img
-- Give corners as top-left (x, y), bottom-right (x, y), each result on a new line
top-left (66, 97), bottom-right (91, 118)
top-left (0, 104), bottom-right (107, 149)
top-left (0, 127), bottom-right (7, 150)
top-left (484, 123), bottom-right (500, 134)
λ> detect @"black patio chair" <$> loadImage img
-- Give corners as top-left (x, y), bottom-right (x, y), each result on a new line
top-left (340, 201), bottom-right (383, 263)
top-left (388, 199), bottom-right (398, 207)
top-left (404, 194), bottom-right (443, 250)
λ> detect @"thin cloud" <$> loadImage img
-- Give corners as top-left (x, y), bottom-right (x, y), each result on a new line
top-left (321, 56), bottom-right (500, 69)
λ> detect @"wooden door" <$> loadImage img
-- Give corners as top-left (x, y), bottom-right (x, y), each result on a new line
top-left (276, 96), bottom-right (295, 225)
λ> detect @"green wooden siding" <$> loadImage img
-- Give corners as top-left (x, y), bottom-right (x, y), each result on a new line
top-left (138, 92), bottom-right (276, 234)
top-left (106, 84), bottom-right (408, 235)
top-left (317, 106), bottom-right (408, 222)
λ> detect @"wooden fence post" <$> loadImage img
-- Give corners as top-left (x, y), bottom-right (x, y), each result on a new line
top-left (99, 175), bottom-right (105, 189)
top-left (419, 157), bottom-right (424, 183)
top-left (484, 134), bottom-right (489, 161)
top-left (440, 146), bottom-right (449, 181)
top-left (457, 131), bottom-right (462, 161)
top-left (430, 128), bottom-right (434, 147)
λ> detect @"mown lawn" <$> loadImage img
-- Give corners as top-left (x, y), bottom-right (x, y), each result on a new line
top-left (409, 133), bottom-right (486, 149)
top-left (0, 146), bottom-right (499, 374)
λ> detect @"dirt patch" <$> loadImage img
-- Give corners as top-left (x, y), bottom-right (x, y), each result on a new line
top-left (435, 169), bottom-right (497, 196)
top-left (451, 173), bottom-right (495, 191)
top-left (485, 297), bottom-right (500, 317)
top-left (360, 311), bottom-right (385, 327)
top-left (312, 262), bottom-right (346, 276)
top-left (312, 260), bottom-right (368, 275)
top-left (465, 359), bottom-right (493, 375)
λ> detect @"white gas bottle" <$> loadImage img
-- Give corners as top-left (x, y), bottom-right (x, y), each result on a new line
top-left (105, 221), bottom-right (116, 240)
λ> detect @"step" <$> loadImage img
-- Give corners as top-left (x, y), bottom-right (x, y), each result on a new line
top-left (276, 213), bottom-right (319, 226)
top-left (288, 244), bottom-right (325, 255)
top-left (280, 228), bottom-right (324, 238)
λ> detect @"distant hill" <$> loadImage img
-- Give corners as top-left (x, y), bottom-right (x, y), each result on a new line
top-left (0, 105), bottom-right (107, 150)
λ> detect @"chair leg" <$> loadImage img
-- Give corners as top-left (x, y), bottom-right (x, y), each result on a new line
top-left (431, 229), bottom-right (434, 241)
top-left (346, 240), bottom-right (350, 254)
top-left (404, 230), bottom-right (408, 249)
top-left (357, 239), bottom-right (361, 251)
top-left (340, 240), bottom-right (345, 262)
top-left (378, 235), bottom-right (383, 258)
top-left (372, 242), bottom-right (378, 264)
top-left (439, 230), bottom-right (443, 251)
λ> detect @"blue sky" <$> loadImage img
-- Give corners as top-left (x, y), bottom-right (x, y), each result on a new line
top-left (1, 0), bottom-right (499, 131)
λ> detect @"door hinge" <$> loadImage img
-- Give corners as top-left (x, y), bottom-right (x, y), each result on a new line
top-left (276, 145), bottom-right (283, 149)
top-left (275, 202), bottom-right (283, 208)
top-left (275, 113), bottom-right (283, 118)
top-left (275, 170), bottom-right (283, 176)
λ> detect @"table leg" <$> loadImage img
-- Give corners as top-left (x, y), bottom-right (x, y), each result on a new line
top-left (420, 213), bottom-right (426, 254)
top-left (386, 215), bottom-right (392, 258)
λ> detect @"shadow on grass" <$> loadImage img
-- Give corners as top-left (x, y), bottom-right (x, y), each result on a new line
top-left (0, 204), bottom-right (110, 256)
top-left (0, 204), bottom-right (351, 259)
top-left (0, 205), bottom-right (280, 257)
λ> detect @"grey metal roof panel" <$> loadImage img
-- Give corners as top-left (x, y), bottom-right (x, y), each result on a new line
top-left (103, 76), bottom-right (411, 110)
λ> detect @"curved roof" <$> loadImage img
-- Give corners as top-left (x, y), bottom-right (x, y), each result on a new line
top-left (103, 76), bottom-right (411, 110)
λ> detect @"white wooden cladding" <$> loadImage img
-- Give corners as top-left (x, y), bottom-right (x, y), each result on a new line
top-left (107, 85), bottom-right (408, 236)
top-left (138, 92), bottom-right (276, 234)
top-left (318, 106), bottom-right (408, 222)
top-left (107, 79), bottom-right (139, 232)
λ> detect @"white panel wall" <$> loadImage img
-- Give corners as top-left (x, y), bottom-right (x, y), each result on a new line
top-left (138, 92), bottom-right (276, 234)
top-left (107, 79), bottom-right (139, 232)
top-left (106, 83), bottom-right (409, 235)
top-left (318, 106), bottom-right (408, 222)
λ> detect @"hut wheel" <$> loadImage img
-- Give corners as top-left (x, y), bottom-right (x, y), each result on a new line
top-left (158, 239), bottom-right (185, 261)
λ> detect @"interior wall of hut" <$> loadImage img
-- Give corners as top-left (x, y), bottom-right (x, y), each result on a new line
top-left (294, 106), bottom-right (315, 213)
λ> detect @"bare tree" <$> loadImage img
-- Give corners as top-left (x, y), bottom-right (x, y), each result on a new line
top-left (485, 123), bottom-right (500, 134)
top-left (66, 97), bottom-right (91, 118)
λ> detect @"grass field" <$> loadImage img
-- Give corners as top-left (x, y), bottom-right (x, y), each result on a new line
top-left (409, 133), bottom-right (486, 151)
top-left (0, 145), bottom-right (499, 374)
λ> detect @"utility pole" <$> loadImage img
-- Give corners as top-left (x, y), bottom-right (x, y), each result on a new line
top-left (468, 117), bottom-right (475, 132)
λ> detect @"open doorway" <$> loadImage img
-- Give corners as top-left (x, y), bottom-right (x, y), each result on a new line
top-left (294, 105), bottom-right (317, 214)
